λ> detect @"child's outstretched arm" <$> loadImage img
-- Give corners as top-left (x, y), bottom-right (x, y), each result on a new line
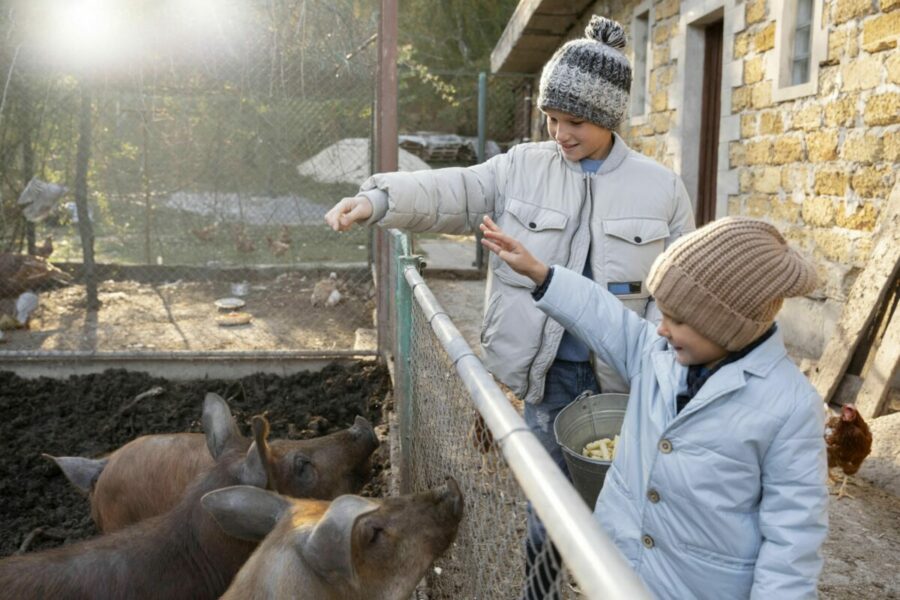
top-left (480, 216), bottom-right (659, 381)
top-left (325, 153), bottom-right (508, 235)
top-left (325, 196), bottom-right (373, 232)
top-left (479, 216), bottom-right (549, 285)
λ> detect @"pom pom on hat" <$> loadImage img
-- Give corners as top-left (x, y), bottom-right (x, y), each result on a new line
top-left (585, 15), bottom-right (626, 49)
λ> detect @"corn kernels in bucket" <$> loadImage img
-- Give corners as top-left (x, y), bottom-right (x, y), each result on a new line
top-left (554, 393), bottom-right (628, 508)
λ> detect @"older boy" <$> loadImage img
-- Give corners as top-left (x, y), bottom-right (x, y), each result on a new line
top-left (326, 15), bottom-right (695, 598)
top-left (480, 215), bottom-right (828, 599)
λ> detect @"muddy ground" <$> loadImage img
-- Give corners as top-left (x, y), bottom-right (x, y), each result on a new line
top-left (0, 363), bottom-right (390, 557)
top-left (0, 270), bottom-right (374, 352)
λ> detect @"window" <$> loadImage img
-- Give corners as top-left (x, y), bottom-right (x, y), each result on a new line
top-left (771, 0), bottom-right (826, 101)
top-left (791, 0), bottom-right (813, 85)
top-left (630, 6), bottom-right (652, 118)
top-left (631, 11), bottom-right (650, 115)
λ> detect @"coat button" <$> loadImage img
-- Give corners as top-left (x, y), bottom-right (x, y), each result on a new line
top-left (642, 534), bottom-right (655, 549)
top-left (647, 489), bottom-right (661, 503)
top-left (528, 221), bottom-right (537, 229)
top-left (658, 439), bottom-right (673, 453)
top-left (634, 236), bottom-right (642, 243)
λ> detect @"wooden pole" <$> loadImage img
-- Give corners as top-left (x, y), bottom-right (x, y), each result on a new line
top-left (855, 305), bottom-right (900, 419)
top-left (74, 81), bottom-right (100, 310)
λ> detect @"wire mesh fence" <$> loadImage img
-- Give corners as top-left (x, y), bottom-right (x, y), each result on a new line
top-left (388, 230), bottom-right (650, 599)
top-left (0, 0), bottom-right (380, 354)
top-left (408, 300), bottom-right (582, 599)
top-left (398, 70), bottom-right (535, 164)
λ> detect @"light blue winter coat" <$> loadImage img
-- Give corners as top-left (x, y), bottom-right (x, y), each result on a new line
top-left (536, 266), bottom-right (828, 599)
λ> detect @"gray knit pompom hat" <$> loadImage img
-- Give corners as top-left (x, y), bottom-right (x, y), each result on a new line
top-left (647, 217), bottom-right (819, 351)
top-left (538, 15), bottom-right (632, 130)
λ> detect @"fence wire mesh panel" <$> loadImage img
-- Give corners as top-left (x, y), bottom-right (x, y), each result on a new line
top-left (0, 0), bottom-right (379, 355)
top-left (398, 71), bottom-right (535, 164)
top-left (400, 285), bottom-right (581, 598)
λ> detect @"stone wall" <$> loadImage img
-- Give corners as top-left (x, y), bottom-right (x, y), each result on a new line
top-left (727, 0), bottom-right (897, 312)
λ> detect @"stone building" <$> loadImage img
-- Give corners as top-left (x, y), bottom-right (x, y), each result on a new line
top-left (491, 0), bottom-right (898, 358)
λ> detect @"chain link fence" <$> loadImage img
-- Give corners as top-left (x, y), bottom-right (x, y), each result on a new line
top-left (388, 230), bottom-right (650, 599)
top-left (0, 0), bottom-right (379, 355)
top-left (398, 70), bottom-right (535, 163)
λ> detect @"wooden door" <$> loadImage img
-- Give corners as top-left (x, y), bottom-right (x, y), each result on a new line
top-left (696, 20), bottom-right (723, 226)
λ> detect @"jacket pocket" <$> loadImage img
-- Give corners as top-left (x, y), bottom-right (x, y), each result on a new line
top-left (682, 542), bottom-right (757, 571)
top-left (601, 218), bottom-right (670, 300)
top-left (492, 198), bottom-right (570, 288)
top-left (677, 543), bottom-right (756, 600)
top-left (505, 197), bottom-right (569, 232)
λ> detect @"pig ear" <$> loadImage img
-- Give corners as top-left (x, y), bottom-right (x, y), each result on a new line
top-left (203, 393), bottom-right (242, 459)
top-left (251, 415), bottom-right (276, 490)
top-left (300, 495), bottom-right (380, 584)
top-left (42, 454), bottom-right (108, 495)
top-left (239, 441), bottom-right (269, 489)
top-left (201, 485), bottom-right (291, 542)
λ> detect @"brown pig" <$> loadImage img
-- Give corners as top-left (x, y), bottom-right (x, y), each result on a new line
top-left (46, 393), bottom-right (379, 532)
top-left (0, 394), bottom-right (278, 599)
top-left (202, 478), bottom-right (464, 600)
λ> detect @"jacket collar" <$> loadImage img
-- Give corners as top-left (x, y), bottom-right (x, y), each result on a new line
top-left (556, 132), bottom-right (632, 175)
top-left (652, 325), bottom-right (788, 421)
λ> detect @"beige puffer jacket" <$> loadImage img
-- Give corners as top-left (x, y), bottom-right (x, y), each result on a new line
top-left (360, 134), bottom-right (695, 404)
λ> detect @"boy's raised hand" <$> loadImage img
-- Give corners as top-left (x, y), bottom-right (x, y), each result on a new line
top-left (324, 196), bottom-right (373, 232)
top-left (479, 216), bottom-right (549, 286)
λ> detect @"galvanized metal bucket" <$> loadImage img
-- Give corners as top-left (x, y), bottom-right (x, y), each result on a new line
top-left (554, 392), bottom-right (629, 508)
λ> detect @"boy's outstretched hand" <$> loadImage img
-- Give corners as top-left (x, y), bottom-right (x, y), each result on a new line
top-left (324, 196), bottom-right (373, 232)
top-left (479, 216), bottom-right (550, 286)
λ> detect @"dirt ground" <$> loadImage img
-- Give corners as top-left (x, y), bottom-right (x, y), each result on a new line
top-left (0, 363), bottom-right (390, 557)
top-left (0, 271), bottom-right (375, 352)
top-left (426, 272), bottom-right (900, 600)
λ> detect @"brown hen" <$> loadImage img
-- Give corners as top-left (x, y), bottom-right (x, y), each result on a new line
top-left (825, 403), bottom-right (872, 499)
top-left (35, 235), bottom-right (54, 258)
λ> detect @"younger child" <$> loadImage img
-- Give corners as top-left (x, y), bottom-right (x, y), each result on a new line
top-left (480, 215), bottom-right (828, 599)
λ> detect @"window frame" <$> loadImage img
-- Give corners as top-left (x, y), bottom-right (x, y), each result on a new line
top-left (771, 0), bottom-right (827, 102)
top-left (629, 1), bottom-right (653, 122)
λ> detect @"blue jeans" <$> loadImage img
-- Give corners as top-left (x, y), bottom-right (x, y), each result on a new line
top-left (521, 359), bottom-right (600, 600)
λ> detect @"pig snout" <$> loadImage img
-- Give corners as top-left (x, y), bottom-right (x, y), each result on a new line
top-left (349, 416), bottom-right (378, 450)
top-left (436, 477), bottom-right (464, 522)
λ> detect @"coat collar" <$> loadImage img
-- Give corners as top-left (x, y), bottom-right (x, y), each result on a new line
top-left (652, 325), bottom-right (789, 421)
top-left (556, 132), bottom-right (632, 175)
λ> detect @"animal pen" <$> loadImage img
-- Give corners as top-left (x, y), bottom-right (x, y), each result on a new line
top-left (0, 1), bottom-right (645, 598)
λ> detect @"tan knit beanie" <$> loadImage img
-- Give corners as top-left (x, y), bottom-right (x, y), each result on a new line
top-left (647, 217), bottom-right (818, 351)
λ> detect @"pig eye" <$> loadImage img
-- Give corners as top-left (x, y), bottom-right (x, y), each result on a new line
top-left (368, 525), bottom-right (384, 545)
top-left (293, 455), bottom-right (315, 481)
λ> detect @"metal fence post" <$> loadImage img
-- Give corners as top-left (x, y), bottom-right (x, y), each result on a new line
top-left (477, 72), bottom-right (487, 164)
top-left (374, 0), bottom-right (399, 360)
top-left (474, 71), bottom-right (488, 270)
top-left (392, 229), bottom-right (418, 494)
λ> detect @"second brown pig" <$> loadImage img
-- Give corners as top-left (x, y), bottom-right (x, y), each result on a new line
top-left (46, 394), bottom-right (379, 533)
top-left (203, 478), bottom-right (464, 599)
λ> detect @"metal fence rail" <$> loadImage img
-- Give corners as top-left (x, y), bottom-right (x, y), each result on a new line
top-left (389, 230), bottom-right (649, 600)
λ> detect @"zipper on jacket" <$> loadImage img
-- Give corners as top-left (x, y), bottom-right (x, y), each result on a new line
top-left (523, 174), bottom-right (593, 401)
